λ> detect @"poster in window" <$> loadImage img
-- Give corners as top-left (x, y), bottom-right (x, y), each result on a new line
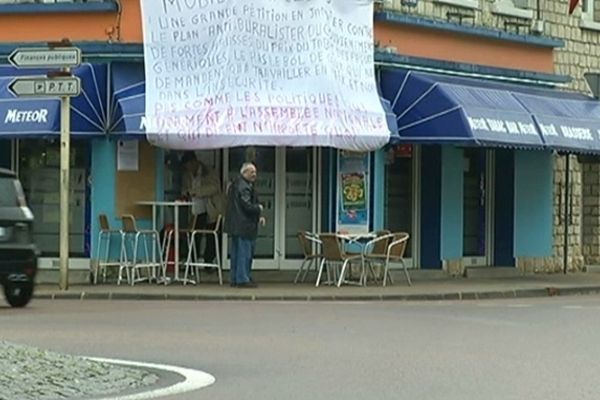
top-left (337, 151), bottom-right (370, 234)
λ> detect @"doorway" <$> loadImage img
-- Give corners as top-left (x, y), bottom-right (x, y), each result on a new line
top-left (224, 147), bottom-right (319, 270)
top-left (384, 144), bottom-right (419, 268)
top-left (462, 148), bottom-right (494, 266)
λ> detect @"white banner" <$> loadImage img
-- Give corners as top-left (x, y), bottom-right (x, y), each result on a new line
top-left (140, 0), bottom-right (390, 151)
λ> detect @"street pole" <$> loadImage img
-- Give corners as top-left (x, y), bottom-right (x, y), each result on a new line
top-left (6, 42), bottom-right (80, 291)
top-left (59, 67), bottom-right (71, 291)
top-left (563, 154), bottom-right (570, 275)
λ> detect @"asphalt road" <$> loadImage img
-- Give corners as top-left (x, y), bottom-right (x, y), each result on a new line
top-left (1, 296), bottom-right (600, 400)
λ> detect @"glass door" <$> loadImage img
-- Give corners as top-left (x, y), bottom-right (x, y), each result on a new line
top-left (223, 147), bottom-right (319, 270)
top-left (284, 147), bottom-right (316, 267)
top-left (226, 147), bottom-right (278, 269)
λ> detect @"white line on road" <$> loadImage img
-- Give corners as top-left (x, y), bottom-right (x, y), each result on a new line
top-left (506, 304), bottom-right (533, 308)
top-left (562, 305), bottom-right (584, 309)
top-left (86, 357), bottom-right (216, 400)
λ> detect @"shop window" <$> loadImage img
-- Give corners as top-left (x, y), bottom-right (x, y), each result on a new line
top-left (18, 140), bottom-right (89, 257)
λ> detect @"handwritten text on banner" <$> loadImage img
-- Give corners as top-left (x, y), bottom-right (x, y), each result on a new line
top-left (140, 0), bottom-right (390, 150)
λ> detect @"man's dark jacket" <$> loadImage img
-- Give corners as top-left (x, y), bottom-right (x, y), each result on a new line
top-left (224, 176), bottom-right (261, 239)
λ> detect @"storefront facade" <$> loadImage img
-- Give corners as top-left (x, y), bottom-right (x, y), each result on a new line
top-left (0, 0), bottom-right (599, 280)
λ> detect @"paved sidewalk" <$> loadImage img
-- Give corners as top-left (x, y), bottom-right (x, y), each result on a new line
top-left (34, 272), bottom-right (600, 302)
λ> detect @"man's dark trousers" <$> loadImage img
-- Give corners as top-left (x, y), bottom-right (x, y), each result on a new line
top-left (230, 235), bottom-right (256, 285)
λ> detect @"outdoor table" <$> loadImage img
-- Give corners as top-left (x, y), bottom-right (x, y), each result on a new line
top-left (137, 200), bottom-right (194, 284)
top-left (337, 231), bottom-right (376, 286)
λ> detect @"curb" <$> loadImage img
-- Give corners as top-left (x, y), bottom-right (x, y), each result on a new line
top-left (33, 285), bottom-right (600, 302)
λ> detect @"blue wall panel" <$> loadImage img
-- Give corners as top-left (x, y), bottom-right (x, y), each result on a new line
top-left (514, 150), bottom-right (553, 257)
top-left (440, 146), bottom-right (464, 261)
top-left (90, 138), bottom-right (117, 259)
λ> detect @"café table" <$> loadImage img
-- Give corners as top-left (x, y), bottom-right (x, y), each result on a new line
top-left (336, 231), bottom-right (376, 286)
top-left (137, 200), bottom-right (194, 284)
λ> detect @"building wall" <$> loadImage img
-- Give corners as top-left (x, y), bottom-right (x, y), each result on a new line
top-left (374, 22), bottom-right (554, 72)
top-left (0, 0), bottom-right (142, 43)
top-left (0, 0), bottom-right (595, 271)
top-left (379, 0), bottom-right (598, 272)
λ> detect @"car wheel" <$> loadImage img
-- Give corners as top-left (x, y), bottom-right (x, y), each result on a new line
top-left (4, 281), bottom-right (34, 308)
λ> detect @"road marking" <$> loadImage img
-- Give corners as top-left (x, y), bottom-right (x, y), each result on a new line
top-left (562, 305), bottom-right (584, 309)
top-left (506, 304), bottom-right (533, 308)
top-left (476, 303), bottom-right (503, 307)
top-left (86, 357), bottom-right (215, 400)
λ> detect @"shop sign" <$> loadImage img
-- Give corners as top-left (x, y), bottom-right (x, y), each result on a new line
top-left (140, 0), bottom-right (391, 151)
top-left (4, 109), bottom-right (49, 124)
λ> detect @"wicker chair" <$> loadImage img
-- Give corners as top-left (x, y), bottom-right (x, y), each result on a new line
top-left (293, 231), bottom-right (322, 284)
top-left (316, 233), bottom-right (362, 287)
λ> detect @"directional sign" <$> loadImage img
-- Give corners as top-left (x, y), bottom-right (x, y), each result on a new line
top-left (8, 47), bottom-right (81, 69)
top-left (8, 76), bottom-right (81, 98)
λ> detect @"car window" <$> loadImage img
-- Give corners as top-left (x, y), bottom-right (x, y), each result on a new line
top-left (0, 178), bottom-right (19, 207)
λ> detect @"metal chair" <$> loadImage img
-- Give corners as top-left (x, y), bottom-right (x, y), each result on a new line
top-left (316, 233), bottom-right (362, 287)
top-left (363, 232), bottom-right (411, 286)
top-left (93, 214), bottom-right (122, 284)
top-left (183, 215), bottom-right (223, 285)
top-left (293, 231), bottom-right (322, 284)
top-left (119, 214), bottom-right (163, 285)
top-left (360, 230), bottom-right (391, 285)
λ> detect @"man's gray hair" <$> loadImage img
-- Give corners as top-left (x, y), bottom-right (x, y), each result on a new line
top-left (240, 162), bottom-right (255, 174)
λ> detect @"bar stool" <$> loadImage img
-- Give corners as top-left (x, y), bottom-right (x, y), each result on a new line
top-left (161, 214), bottom-right (198, 280)
top-left (119, 214), bottom-right (164, 285)
top-left (93, 214), bottom-right (122, 284)
top-left (183, 215), bottom-right (223, 285)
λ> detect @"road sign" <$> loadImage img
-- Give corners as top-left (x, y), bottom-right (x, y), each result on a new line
top-left (8, 47), bottom-right (81, 69)
top-left (8, 76), bottom-right (81, 98)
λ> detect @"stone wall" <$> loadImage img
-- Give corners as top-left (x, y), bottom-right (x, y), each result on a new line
top-left (551, 4), bottom-right (600, 271)
top-left (582, 163), bottom-right (600, 266)
top-left (380, 0), bottom-right (600, 272)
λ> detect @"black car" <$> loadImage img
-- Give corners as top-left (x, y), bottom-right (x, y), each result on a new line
top-left (0, 168), bottom-right (38, 307)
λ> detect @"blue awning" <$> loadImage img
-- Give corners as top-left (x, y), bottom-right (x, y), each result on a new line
top-left (0, 63), bottom-right (107, 137)
top-left (379, 69), bottom-right (600, 153)
top-left (109, 62), bottom-right (145, 138)
top-left (513, 92), bottom-right (600, 153)
top-left (380, 96), bottom-right (398, 140)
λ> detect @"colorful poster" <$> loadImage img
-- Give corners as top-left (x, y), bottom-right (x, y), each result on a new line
top-left (140, 0), bottom-right (390, 151)
top-left (341, 172), bottom-right (366, 210)
top-left (337, 150), bottom-right (370, 234)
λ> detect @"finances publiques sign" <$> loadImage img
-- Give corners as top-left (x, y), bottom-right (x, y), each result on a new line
top-left (140, 0), bottom-right (390, 151)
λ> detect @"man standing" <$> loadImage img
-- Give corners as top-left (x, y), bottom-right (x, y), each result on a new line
top-left (224, 162), bottom-right (265, 288)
